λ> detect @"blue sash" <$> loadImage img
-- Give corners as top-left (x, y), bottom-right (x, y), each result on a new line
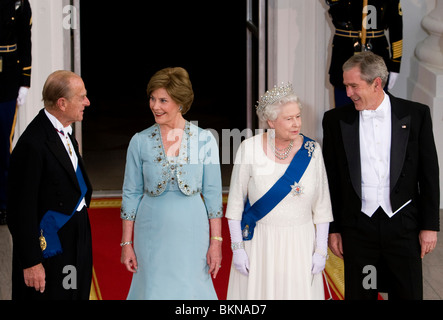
top-left (241, 135), bottom-right (315, 241)
top-left (39, 166), bottom-right (88, 258)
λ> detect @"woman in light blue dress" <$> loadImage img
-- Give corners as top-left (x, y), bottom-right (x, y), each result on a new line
top-left (120, 67), bottom-right (223, 300)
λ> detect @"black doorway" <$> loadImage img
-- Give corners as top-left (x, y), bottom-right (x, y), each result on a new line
top-left (80, 1), bottom-right (247, 192)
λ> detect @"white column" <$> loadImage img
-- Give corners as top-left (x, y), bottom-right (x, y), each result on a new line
top-left (13, 0), bottom-right (71, 145)
top-left (415, 0), bottom-right (443, 69)
top-left (408, 0), bottom-right (443, 208)
top-left (267, 0), bottom-right (332, 142)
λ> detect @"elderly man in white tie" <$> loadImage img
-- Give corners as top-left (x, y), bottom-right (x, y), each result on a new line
top-left (322, 52), bottom-right (440, 300)
top-left (7, 70), bottom-right (93, 300)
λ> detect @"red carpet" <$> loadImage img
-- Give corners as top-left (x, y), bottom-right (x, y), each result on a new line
top-left (89, 203), bottom-right (131, 300)
top-left (89, 198), bottom-right (232, 300)
top-left (89, 198), bottom-right (344, 300)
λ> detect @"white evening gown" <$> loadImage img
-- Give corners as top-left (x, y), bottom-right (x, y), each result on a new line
top-left (225, 134), bottom-right (333, 300)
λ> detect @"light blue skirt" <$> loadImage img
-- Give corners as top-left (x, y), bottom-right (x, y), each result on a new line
top-left (127, 185), bottom-right (217, 300)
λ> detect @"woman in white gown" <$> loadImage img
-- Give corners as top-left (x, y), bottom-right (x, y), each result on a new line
top-left (225, 83), bottom-right (333, 300)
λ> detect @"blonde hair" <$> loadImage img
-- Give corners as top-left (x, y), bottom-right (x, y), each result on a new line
top-left (42, 70), bottom-right (80, 109)
top-left (147, 67), bottom-right (194, 114)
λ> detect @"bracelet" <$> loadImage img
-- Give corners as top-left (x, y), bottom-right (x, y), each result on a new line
top-left (231, 242), bottom-right (245, 251)
top-left (211, 236), bottom-right (223, 242)
top-left (120, 241), bottom-right (133, 247)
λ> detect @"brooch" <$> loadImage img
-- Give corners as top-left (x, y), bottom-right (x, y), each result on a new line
top-left (290, 182), bottom-right (304, 196)
top-left (304, 141), bottom-right (315, 157)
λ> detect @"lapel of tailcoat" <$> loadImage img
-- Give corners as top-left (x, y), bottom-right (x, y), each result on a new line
top-left (389, 93), bottom-right (411, 192)
top-left (340, 108), bottom-right (362, 199)
top-left (38, 110), bottom-right (80, 191)
top-left (339, 94), bottom-right (411, 200)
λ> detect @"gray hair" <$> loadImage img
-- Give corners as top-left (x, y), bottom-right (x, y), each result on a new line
top-left (42, 70), bottom-right (81, 109)
top-left (342, 51), bottom-right (389, 87)
top-left (256, 93), bottom-right (302, 123)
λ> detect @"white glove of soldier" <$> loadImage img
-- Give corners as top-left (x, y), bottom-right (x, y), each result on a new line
top-left (17, 86), bottom-right (29, 106)
top-left (387, 72), bottom-right (399, 91)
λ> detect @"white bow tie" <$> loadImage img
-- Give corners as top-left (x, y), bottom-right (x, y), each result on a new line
top-left (57, 126), bottom-right (73, 136)
top-left (63, 126), bottom-right (73, 135)
top-left (362, 108), bottom-right (385, 120)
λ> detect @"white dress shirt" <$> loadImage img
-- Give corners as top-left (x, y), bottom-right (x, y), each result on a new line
top-left (44, 109), bottom-right (86, 211)
top-left (359, 92), bottom-right (394, 217)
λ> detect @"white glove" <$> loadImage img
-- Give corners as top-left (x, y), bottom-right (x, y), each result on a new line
top-left (228, 219), bottom-right (249, 276)
top-left (387, 72), bottom-right (399, 91)
top-left (311, 222), bottom-right (329, 275)
top-left (17, 86), bottom-right (29, 106)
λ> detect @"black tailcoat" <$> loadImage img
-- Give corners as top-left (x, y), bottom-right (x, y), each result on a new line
top-left (7, 109), bottom-right (93, 300)
top-left (322, 93), bottom-right (439, 233)
top-left (322, 93), bottom-right (439, 299)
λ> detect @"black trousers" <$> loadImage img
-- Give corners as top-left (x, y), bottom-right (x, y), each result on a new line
top-left (342, 207), bottom-right (423, 300)
top-left (12, 206), bottom-right (92, 300)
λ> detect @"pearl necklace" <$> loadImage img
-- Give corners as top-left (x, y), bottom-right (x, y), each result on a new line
top-left (269, 137), bottom-right (294, 160)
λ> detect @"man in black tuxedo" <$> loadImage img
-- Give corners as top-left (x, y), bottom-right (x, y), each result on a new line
top-left (7, 70), bottom-right (93, 300)
top-left (322, 52), bottom-right (439, 299)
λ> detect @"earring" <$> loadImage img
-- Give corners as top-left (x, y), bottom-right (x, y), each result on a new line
top-left (179, 106), bottom-right (183, 112)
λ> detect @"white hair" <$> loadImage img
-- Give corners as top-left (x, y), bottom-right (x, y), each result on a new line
top-left (256, 93), bottom-right (302, 123)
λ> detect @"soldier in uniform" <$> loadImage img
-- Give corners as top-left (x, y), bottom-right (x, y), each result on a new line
top-left (325, 0), bottom-right (403, 107)
top-left (0, 0), bottom-right (32, 224)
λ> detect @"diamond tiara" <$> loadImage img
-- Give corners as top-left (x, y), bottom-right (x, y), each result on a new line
top-left (256, 82), bottom-right (294, 112)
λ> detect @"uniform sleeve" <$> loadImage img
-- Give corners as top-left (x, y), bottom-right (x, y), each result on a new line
top-left (121, 134), bottom-right (144, 221)
top-left (387, 0), bottom-right (403, 72)
top-left (201, 130), bottom-right (223, 219)
top-left (417, 105), bottom-right (440, 231)
top-left (311, 143), bottom-right (334, 225)
top-left (18, 0), bottom-right (32, 87)
top-left (225, 140), bottom-right (251, 221)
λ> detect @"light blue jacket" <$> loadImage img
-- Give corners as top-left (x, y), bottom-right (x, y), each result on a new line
top-left (121, 121), bottom-right (223, 221)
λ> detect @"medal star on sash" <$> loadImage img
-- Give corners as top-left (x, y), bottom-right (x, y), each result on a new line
top-left (290, 182), bottom-right (303, 196)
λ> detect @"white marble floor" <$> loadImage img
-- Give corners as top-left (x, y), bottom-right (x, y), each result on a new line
top-left (1, 210), bottom-right (442, 300)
